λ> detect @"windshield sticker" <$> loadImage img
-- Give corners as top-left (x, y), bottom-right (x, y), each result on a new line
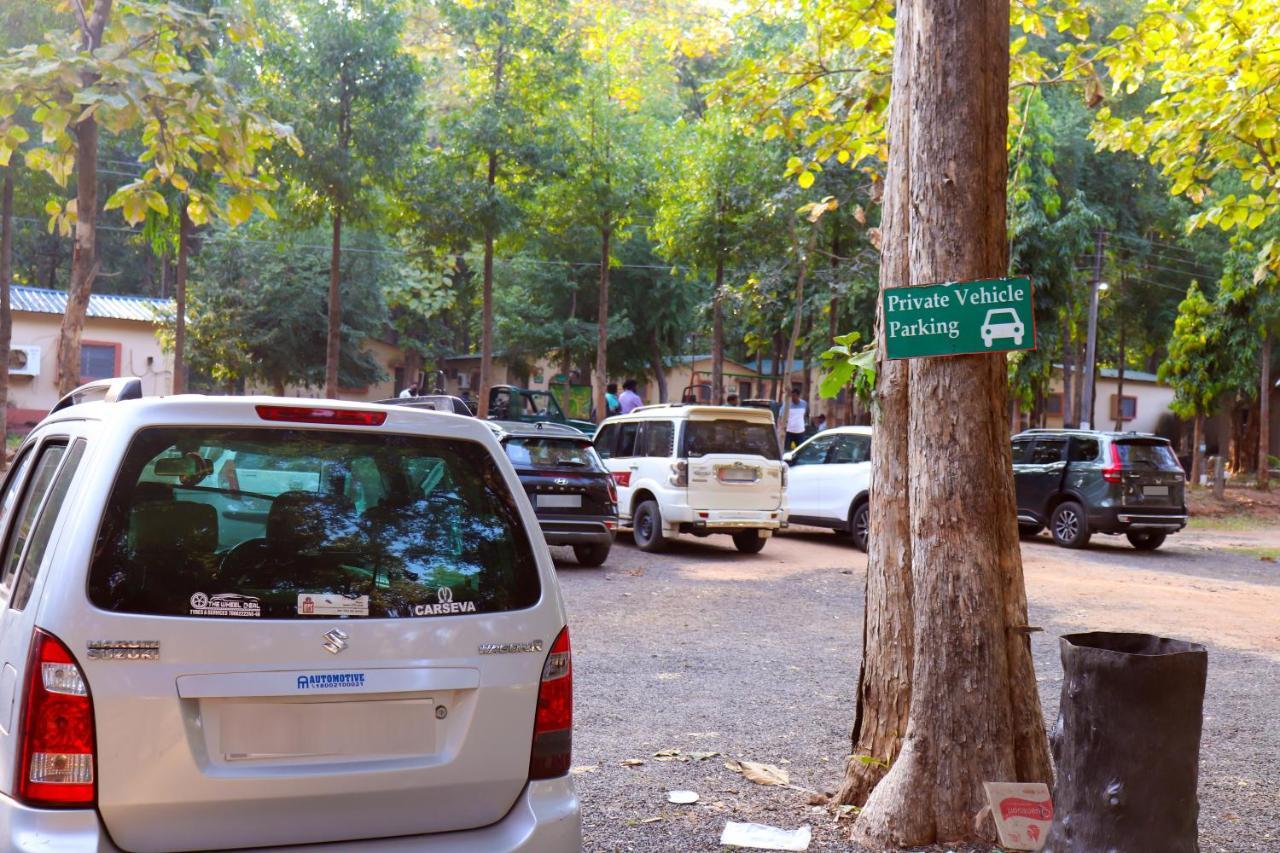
top-left (413, 586), bottom-right (478, 617)
top-left (296, 672), bottom-right (366, 690)
top-left (297, 594), bottom-right (370, 617)
top-left (190, 592), bottom-right (261, 618)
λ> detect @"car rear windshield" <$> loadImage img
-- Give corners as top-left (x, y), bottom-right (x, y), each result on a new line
top-left (1114, 440), bottom-right (1181, 471)
top-left (505, 438), bottom-right (603, 470)
top-left (683, 420), bottom-right (781, 460)
top-left (88, 428), bottom-right (540, 619)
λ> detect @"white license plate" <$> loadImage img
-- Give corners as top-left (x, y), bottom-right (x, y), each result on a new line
top-left (1143, 485), bottom-right (1170, 497)
top-left (537, 494), bottom-right (582, 508)
top-left (718, 469), bottom-right (758, 483)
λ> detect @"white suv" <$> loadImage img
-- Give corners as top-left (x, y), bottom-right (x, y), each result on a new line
top-left (0, 378), bottom-right (580, 852)
top-left (593, 404), bottom-right (786, 553)
top-left (783, 426), bottom-right (874, 550)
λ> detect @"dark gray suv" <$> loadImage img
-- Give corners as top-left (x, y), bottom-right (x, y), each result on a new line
top-left (1011, 429), bottom-right (1188, 550)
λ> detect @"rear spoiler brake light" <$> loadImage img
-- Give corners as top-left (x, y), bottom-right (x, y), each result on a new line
top-left (255, 405), bottom-right (387, 427)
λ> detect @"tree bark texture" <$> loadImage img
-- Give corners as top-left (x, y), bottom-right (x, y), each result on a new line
top-left (595, 227), bottom-right (611, 423)
top-left (1044, 633), bottom-right (1207, 853)
top-left (57, 0), bottom-right (113, 397)
top-left (649, 331), bottom-right (668, 403)
top-left (1259, 331), bottom-right (1271, 489)
top-left (1190, 413), bottom-right (1203, 486)
top-left (777, 229), bottom-right (817, 446)
top-left (0, 169), bottom-right (12, 446)
top-left (836, 0), bottom-right (914, 805)
top-left (324, 211), bottom-right (342, 398)
top-left (712, 256), bottom-right (725, 403)
top-left (1060, 315), bottom-right (1074, 428)
top-left (173, 204), bottom-right (191, 395)
top-left (852, 0), bottom-right (1051, 844)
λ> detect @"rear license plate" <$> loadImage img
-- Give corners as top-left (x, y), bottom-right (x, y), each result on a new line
top-left (537, 494), bottom-right (582, 508)
top-left (718, 468), bottom-right (758, 483)
top-left (1143, 485), bottom-right (1170, 497)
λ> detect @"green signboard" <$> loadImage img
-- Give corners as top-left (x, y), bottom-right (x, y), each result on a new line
top-left (882, 276), bottom-right (1035, 360)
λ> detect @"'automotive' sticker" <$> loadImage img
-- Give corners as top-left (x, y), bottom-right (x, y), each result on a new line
top-left (297, 594), bottom-right (370, 617)
top-left (190, 592), bottom-right (261, 617)
top-left (295, 672), bottom-right (366, 690)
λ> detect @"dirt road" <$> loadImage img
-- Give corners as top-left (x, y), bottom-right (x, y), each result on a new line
top-left (558, 524), bottom-right (1280, 851)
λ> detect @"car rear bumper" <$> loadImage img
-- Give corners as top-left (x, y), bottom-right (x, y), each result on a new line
top-left (0, 777), bottom-right (581, 852)
top-left (1090, 508), bottom-right (1188, 534)
top-left (538, 517), bottom-right (617, 547)
top-left (667, 507), bottom-right (785, 530)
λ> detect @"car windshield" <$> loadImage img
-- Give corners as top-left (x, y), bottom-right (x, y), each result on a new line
top-left (88, 427), bottom-right (540, 619)
top-left (504, 438), bottom-right (602, 470)
top-left (1115, 440), bottom-right (1181, 471)
top-left (683, 419), bottom-right (781, 460)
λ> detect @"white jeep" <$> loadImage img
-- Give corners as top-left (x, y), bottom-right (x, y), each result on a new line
top-left (593, 404), bottom-right (787, 554)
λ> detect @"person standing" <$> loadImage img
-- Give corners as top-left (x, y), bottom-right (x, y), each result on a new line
top-left (619, 379), bottom-right (643, 414)
top-left (784, 388), bottom-right (807, 448)
top-left (399, 384), bottom-right (419, 399)
top-left (815, 414), bottom-right (828, 431)
top-left (605, 383), bottom-right (622, 417)
top-left (726, 393), bottom-right (740, 406)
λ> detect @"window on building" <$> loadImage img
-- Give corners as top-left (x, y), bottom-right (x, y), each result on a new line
top-left (1044, 394), bottom-right (1064, 417)
top-left (80, 342), bottom-right (117, 380)
top-left (1111, 394), bottom-right (1138, 422)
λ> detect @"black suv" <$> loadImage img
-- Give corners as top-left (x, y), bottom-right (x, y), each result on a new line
top-left (488, 421), bottom-right (619, 566)
top-left (1012, 429), bottom-right (1187, 550)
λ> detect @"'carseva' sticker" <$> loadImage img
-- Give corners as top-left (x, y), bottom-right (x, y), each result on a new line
top-left (297, 594), bottom-right (369, 617)
top-left (413, 586), bottom-right (478, 616)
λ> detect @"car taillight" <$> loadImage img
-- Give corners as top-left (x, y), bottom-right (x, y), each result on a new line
top-left (605, 475), bottom-right (618, 505)
top-left (529, 627), bottom-right (571, 780)
top-left (18, 630), bottom-right (95, 807)
top-left (669, 460), bottom-right (688, 487)
top-left (1102, 443), bottom-right (1123, 484)
top-left (611, 471), bottom-right (630, 488)
top-left (255, 404), bottom-right (387, 426)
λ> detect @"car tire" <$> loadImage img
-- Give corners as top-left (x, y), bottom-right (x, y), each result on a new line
top-left (849, 502), bottom-right (870, 552)
top-left (1126, 531), bottom-right (1167, 551)
top-left (1019, 523), bottom-right (1044, 539)
top-left (732, 529), bottom-right (767, 554)
top-left (1050, 501), bottom-right (1091, 549)
top-left (632, 500), bottom-right (667, 553)
top-left (573, 543), bottom-right (610, 566)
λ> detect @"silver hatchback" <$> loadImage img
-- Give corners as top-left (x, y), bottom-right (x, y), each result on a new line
top-left (0, 379), bottom-right (580, 851)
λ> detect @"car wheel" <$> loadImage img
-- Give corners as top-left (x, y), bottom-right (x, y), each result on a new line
top-left (1019, 523), bottom-right (1044, 539)
top-left (732, 529), bottom-right (767, 554)
top-left (632, 500), bottom-right (667, 553)
top-left (573, 543), bottom-right (610, 566)
top-left (849, 502), bottom-right (870, 552)
top-left (1126, 531), bottom-right (1167, 551)
top-left (1050, 501), bottom-right (1091, 549)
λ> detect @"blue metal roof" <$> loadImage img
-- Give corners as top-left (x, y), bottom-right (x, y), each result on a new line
top-left (12, 286), bottom-right (171, 323)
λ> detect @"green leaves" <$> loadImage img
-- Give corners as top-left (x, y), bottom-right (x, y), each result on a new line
top-left (819, 332), bottom-right (876, 403)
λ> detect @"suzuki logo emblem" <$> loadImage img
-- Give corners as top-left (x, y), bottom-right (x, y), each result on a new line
top-left (322, 628), bottom-right (349, 655)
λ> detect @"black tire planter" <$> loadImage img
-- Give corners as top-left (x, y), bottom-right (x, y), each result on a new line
top-left (1044, 632), bottom-right (1207, 853)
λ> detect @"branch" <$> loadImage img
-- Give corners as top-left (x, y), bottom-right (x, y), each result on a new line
top-left (70, 0), bottom-right (92, 42)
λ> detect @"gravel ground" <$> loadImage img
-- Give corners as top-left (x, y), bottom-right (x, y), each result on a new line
top-left (555, 526), bottom-right (1280, 852)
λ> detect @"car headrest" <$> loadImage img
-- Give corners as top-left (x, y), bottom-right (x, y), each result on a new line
top-left (134, 482), bottom-right (175, 503)
top-left (267, 491), bottom-right (355, 549)
top-left (129, 501), bottom-right (218, 554)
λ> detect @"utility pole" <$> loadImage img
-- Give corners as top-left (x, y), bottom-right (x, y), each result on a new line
top-left (1081, 228), bottom-right (1105, 430)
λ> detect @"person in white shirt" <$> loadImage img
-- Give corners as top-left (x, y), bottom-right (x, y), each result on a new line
top-left (784, 389), bottom-right (807, 449)
top-left (399, 384), bottom-right (419, 399)
top-left (618, 379), bottom-right (643, 414)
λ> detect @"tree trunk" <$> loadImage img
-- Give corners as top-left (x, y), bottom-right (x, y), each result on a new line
top-left (0, 169), bottom-right (12, 448)
top-left (272, 377), bottom-right (286, 398)
top-left (173, 204), bottom-right (191, 395)
top-left (324, 211), bottom-right (342, 398)
top-left (1114, 320), bottom-right (1126, 432)
top-left (712, 256), bottom-right (725, 404)
top-left (1190, 412), bottom-right (1203, 486)
top-left (595, 226), bottom-right (611, 424)
top-left (836, 0), bottom-right (915, 804)
top-left (649, 331), bottom-right (668, 404)
top-left (853, 0), bottom-right (1051, 843)
top-left (1060, 315), bottom-right (1074, 428)
top-left (1260, 331), bottom-right (1271, 489)
top-left (478, 148), bottom-right (499, 420)
top-left (57, 0), bottom-right (113, 397)
top-left (777, 228), bottom-right (818, 446)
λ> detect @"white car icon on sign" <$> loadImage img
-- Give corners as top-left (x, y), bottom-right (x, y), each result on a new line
top-left (981, 308), bottom-right (1025, 348)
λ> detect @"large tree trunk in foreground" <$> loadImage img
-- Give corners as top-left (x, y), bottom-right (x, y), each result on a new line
top-left (324, 211), bottom-right (342, 398)
top-left (852, 0), bottom-right (1050, 844)
top-left (836, 1), bottom-right (915, 804)
top-left (594, 226), bottom-right (611, 423)
top-left (0, 169), bottom-right (12, 446)
top-left (173, 204), bottom-right (191, 395)
top-left (712, 256), bottom-right (725, 403)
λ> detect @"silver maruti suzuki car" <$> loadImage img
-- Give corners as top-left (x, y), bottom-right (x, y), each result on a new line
top-left (0, 378), bottom-right (580, 851)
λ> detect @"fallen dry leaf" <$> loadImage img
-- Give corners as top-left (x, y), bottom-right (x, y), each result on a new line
top-left (688, 750), bottom-right (721, 761)
top-left (622, 758), bottom-right (645, 767)
top-left (725, 760), bottom-right (743, 773)
top-left (739, 760), bottom-right (790, 787)
top-left (570, 765), bottom-right (598, 775)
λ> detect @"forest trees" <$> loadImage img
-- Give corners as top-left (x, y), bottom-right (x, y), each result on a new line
top-left (264, 0), bottom-right (421, 398)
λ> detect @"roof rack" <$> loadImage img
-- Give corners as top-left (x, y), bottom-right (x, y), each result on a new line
top-left (50, 376), bottom-right (143, 414)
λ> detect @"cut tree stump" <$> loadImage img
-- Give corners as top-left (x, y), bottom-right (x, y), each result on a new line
top-left (1044, 632), bottom-right (1207, 852)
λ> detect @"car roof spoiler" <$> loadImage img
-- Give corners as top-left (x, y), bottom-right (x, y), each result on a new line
top-left (50, 376), bottom-right (144, 414)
